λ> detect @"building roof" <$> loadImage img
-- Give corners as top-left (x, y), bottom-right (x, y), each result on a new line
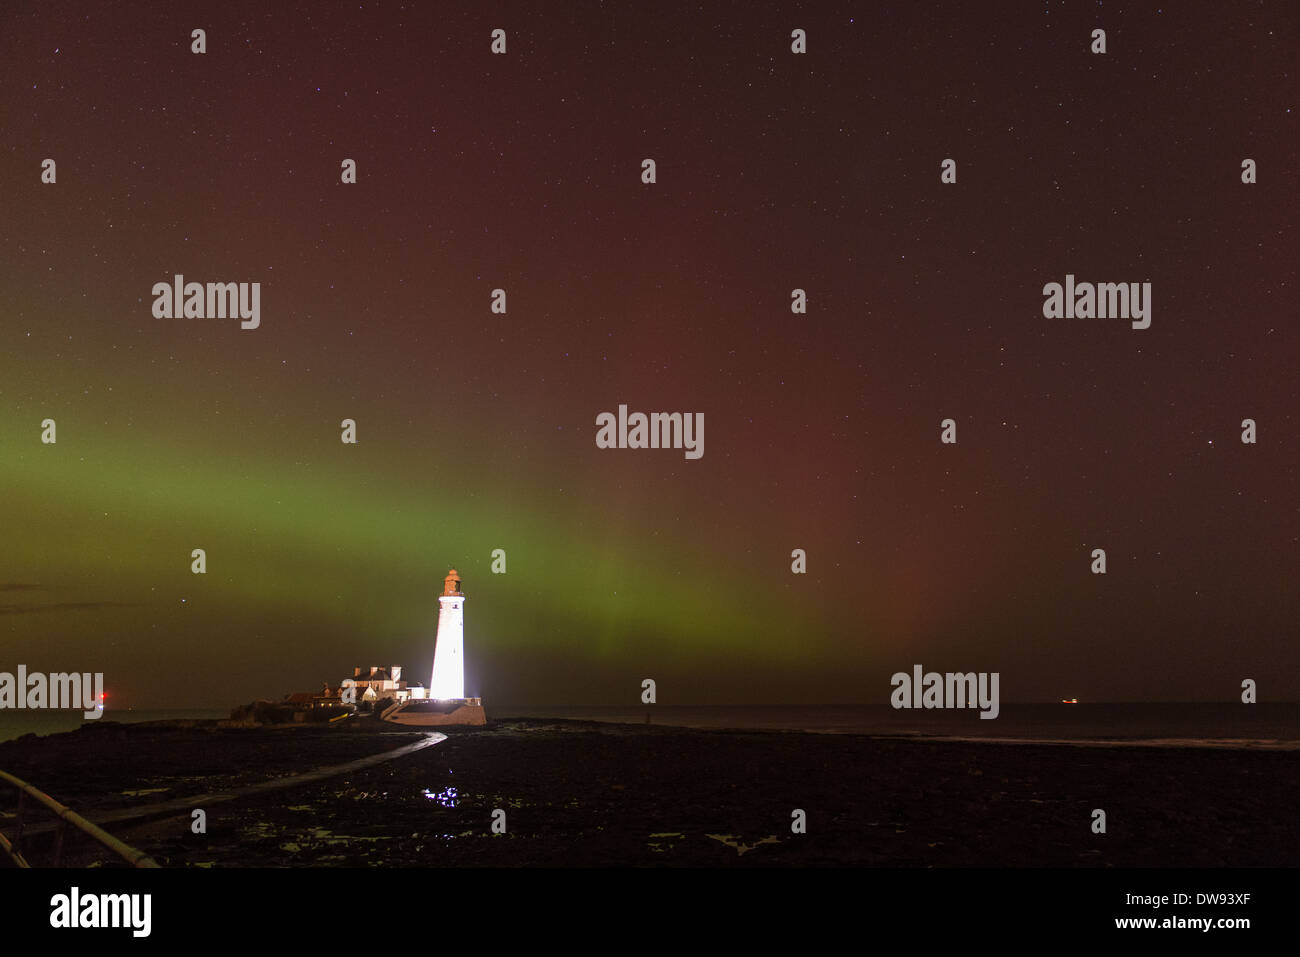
top-left (351, 668), bottom-right (398, 681)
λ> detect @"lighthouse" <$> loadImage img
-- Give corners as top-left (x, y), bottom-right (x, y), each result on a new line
top-left (428, 568), bottom-right (466, 699)
top-left (382, 567), bottom-right (485, 726)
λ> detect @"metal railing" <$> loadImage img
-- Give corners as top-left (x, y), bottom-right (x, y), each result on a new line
top-left (0, 769), bottom-right (160, 868)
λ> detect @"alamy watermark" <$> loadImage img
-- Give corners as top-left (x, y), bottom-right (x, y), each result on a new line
top-left (0, 667), bottom-right (103, 719)
top-left (1042, 274), bottom-right (1151, 329)
top-left (152, 274), bottom-right (261, 329)
top-left (595, 405), bottom-right (704, 459)
top-left (50, 887), bottom-right (150, 937)
top-left (890, 664), bottom-right (1000, 719)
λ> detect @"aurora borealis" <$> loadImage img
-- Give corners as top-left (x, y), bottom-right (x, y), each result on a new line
top-left (1, 1), bottom-right (1295, 709)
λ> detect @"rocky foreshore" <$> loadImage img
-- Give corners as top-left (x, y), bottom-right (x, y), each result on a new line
top-left (2, 717), bottom-right (1296, 867)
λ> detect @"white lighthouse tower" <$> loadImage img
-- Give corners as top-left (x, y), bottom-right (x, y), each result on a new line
top-left (383, 567), bottom-right (485, 726)
top-left (428, 568), bottom-right (466, 699)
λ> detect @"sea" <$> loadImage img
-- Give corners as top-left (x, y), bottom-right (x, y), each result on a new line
top-left (492, 702), bottom-right (1300, 749)
top-left (0, 709), bottom-right (231, 744)
top-left (2, 703), bottom-right (1298, 748)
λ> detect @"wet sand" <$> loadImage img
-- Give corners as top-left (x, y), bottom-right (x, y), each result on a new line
top-left (2, 717), bottom-right (1296, 867)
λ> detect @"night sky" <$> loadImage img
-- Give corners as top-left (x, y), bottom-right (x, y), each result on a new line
top-left (1, 1), bottom-right (1295, 709)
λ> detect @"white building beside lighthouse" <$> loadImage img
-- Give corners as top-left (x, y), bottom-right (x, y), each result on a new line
top-left (429, 568), bottom-right (466, 699)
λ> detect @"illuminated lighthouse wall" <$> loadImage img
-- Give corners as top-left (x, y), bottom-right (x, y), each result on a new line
top-left (428, 569), bottom-right (466, 699)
